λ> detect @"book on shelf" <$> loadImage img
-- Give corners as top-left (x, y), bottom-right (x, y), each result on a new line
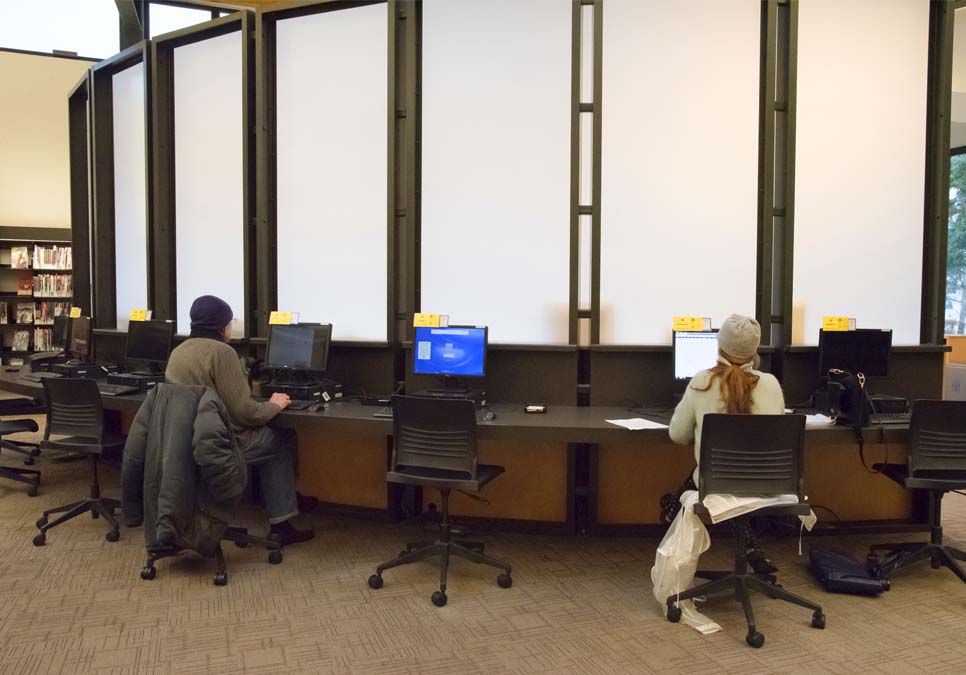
top-left (35, 301), bottom-right (69, 325)
top-left (17, 278), bottom-right (33, 296)
top-left (10, 246), bottom-right (29, 269)
top-left (0, 301), bottom-right (6, 325)
top-left (15, 303), bottom-right (33, 324)
top-left (11, 330), bottom-right (29, 352)
top-left (32, 244), bottom-right (71, 270)
top-left (33, 327), bottom-right (52, 352)
top-left (32, 273), bottom-right (71, 297)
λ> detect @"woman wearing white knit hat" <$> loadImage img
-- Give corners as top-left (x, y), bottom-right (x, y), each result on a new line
top-left (668, 314), bottom-right (785, 572)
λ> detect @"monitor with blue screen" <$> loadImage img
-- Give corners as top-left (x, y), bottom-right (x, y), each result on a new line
top-left (413, 326), bottom-right (487, 377)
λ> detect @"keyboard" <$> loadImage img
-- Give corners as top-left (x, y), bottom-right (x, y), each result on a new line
top-left (873, 412), bottom-right (911, 426)
top-left (96, 383), bottom-right (139, 397)
top-left (372, 407), bottom-right (394, 419)
top-left (21, 372), bottom-right (62, 382)
top-left (253, 398), bottom-right (320, 411)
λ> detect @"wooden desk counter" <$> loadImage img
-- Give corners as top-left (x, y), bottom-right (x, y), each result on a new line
top-left (0, 369), bottom-right (915, 532)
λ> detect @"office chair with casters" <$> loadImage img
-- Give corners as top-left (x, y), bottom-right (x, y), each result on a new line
top-left (0, 419), bottom-right (41, 495)
top-left (367, 395), bottom-right (512, 607)
top-left (33, 378), bottom-right (124, 546)
top-left (866, 400), bottom-right (966, 583)
top-left (665, 414), bottom-right (825, 648)
top-left (0, 397), bottom-right (42, 465)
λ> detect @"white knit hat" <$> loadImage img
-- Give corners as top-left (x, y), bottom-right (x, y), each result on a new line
top-left (718, 314), bottom-right (761, 360)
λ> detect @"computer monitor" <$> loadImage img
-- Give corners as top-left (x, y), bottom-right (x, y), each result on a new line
top-left (69, 316), bottom-right (92, 361)
top-left (818, 328), bottom-right (892, 377)
top-left (51, 314), bottom-right (70, 350)
top-left (673, 330), bottom-right (720, 381)
top-left (265, 323), bottom-right (331, 372)
top-left (413, 326), bottom-right (487, 378)
top-left (125, 320), bottom-right (174, 368)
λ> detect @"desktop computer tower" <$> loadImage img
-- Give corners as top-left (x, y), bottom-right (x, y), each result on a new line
top-left (107, 372), bottom-right (163, 392)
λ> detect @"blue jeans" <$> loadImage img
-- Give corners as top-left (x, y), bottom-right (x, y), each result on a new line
top-left (237, 425), bottom-right (299, 525)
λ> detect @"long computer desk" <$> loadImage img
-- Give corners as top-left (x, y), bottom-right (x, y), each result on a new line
top-left (0, 368), bottom-right (917, 535)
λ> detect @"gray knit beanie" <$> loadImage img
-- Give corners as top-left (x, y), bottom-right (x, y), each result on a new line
top-left (718, 314), bottom-right (761, 360)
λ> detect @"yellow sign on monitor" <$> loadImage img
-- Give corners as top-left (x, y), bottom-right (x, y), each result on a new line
top-left (129, 309), bottom-right (148, 322)
top-left (673, 316), bottom-right (706, 332)
top-left (269, 311), bottom-right (293, 326)
top-left (414, 313), bottom-right (441, 328)
top-left (822, 316), bottom-right (851, 332)
top-left (69, 307), bottom-right (81, 319)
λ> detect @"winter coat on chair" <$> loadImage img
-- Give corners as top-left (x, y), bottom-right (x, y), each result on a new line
top-left (121, 383), bottom-right (248, 557)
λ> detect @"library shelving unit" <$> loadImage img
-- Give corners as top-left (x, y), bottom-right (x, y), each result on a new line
top-left (0, 228), bottom-right (73, 364)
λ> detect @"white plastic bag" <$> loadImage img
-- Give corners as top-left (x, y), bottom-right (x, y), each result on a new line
top-left (650, 490), bottom-right (722, 634)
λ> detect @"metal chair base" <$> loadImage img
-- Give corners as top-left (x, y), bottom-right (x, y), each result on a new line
top-left (34, 496), bottom-right (121, 545)
top-left (869, 541), bottom-right (966, 583)
top-left (140, 527), bottom-right (283, 586)
top-left (0, 464), bottom-right (40, 495)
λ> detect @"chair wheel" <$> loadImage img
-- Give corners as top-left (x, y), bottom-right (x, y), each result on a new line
top-left (214, 573), bottom-right (228, 586)
top-left (368, 574), bottom-right (384, 589)
top-left (27, 484), bottom-right (38, 497)
top-left (497, 573), bottom-right (512, 589)
top-left (235, 540), bottom-right (249, 548)
top-left (667, 604), bottom-right (682, 623)
top-left (24, 456), bottom-right (35, 466)
top-left (812, 612), bottom-right (826, 629)
top-left (431, 590), bottom-right (447, 607)
top-left (36, 517), bottom-right (47, 528)
top-left (746, 630), bottom-right (765, 648)
top-left (268, 550), bottom-right (283, 565)
top-left (140, 566), bottom-right (157, 580)
top-left (32, 533), bottom-right (45, 547)
top-left (106, 529), bottom-right (120, 542)
top-left (29, 447), bottom-right (41, 457)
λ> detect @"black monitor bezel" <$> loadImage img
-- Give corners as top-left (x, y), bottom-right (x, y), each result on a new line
top-left (51, 314), bottom-right (71, 350)
top-left (125, 320), bottom-right (175, 364)
top-left (265, 323), bottom-right (332, 372)
top-left (672, 329), bottom-right (719, 382)
top-left (818, 328), bottom-right (893, 378)
top-left (412, 324), bottom-right (488, 379)
top-left (69, 316), bottom-right (92, 361)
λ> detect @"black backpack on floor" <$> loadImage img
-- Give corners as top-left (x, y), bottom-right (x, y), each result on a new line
top-left (809, 548), bottom-right (890, 595)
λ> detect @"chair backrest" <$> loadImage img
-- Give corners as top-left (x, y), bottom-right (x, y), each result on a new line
top-left (42, 377), bottom-right (104, 441)
top-left (908, 400), bottom-right (966, 475)
top-left (698, 413), bottom-right (805, 498)
top-left (390, 395), bottom-right (478, 478)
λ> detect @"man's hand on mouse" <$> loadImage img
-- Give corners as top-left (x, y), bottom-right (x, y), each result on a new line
top-left (269, 392), bottom-right (292, 410)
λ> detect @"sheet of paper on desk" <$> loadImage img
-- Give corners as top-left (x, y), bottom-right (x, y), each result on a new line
top-left (805, 414), bottom-right (835, 427)
top-left (606, 418), bottom-right (669, 431)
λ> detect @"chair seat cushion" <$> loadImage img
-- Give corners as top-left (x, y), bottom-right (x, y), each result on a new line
top-left (0, 419), bottom-right (39, 435)
top-left (387, 463), bottom-right (505, 492)
top-left (42, 431), bottom-right (125, 454)
top-left (876, 463), bottom-right (966, 490)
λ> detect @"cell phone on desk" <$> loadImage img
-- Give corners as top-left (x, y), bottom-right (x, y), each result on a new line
top-left (524, 404), bottom-right (547, 414)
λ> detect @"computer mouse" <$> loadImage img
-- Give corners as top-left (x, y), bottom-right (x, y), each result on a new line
top-left (481, 409), bottom-right (496, 422)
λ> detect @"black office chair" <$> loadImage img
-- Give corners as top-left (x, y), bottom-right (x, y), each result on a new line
top-left (33, 378), bottom-right (124, 546)
top-left (0, 397), bottom-right (42, 465)
top-left (666, 414), bottom-right (825, 648)
top-left (0, 419), bottom-right (41, 495)
top-left (867, 400), bottom-right (966, 583)
top-left (367, 395), bottom-right (512, 607)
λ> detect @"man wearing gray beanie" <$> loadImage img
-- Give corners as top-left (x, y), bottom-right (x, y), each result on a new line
top-left (165, 295), bottom-right (313, 546)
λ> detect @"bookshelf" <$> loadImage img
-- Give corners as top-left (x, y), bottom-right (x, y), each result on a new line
top-left (0, 235), bottom-right (73, 363)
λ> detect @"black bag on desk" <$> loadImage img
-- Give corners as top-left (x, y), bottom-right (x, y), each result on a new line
top-left (809, 548), bottom-right (890, 595)
top-left (826, 369), bottom-right (868, 429)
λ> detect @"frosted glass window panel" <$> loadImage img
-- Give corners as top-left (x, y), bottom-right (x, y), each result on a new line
top-left (793, 0), bottom-right (928, 345)
top-left (422, 0), bottom-right (571, 345)
top-left (112, 63), bottom-right (148, 332)
top-left (600, 0), bottom-right (759, 345)
top-left (150, 4), bottom-right (214, 38)
top-left (174, 32), bottom-right (245, 337)
top-left (276, 4), bottom-right (388, 342)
